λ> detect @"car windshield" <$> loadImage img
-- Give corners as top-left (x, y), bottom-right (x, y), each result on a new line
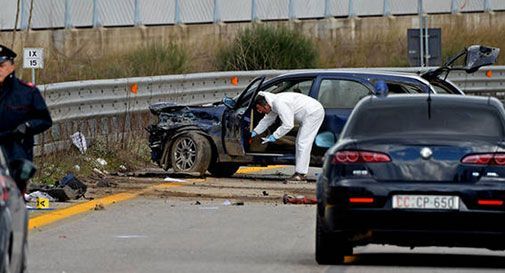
top-left (345, 103), bottom-right (504, 139)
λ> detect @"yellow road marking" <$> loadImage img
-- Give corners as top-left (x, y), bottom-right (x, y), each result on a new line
top-left (29, 167), bottom-right (287, 229)
top-left (29, 182), bottom-right (183, 230)
top-left (236, 165), bottom-right (286, 174)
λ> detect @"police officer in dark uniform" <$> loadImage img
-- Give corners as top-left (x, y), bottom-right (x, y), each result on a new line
top-left (0, 44), bottom-right (52, 163)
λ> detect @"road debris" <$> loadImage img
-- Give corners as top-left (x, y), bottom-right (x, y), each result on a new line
top-left (96, 178), bottom-right (117, 188)
top-left (233, 201), bottom-right (245, 206)
top-left (26, 173), bottom-right (88, 202)
top-left (262, 191), bottom-right (269, 196)
top-left (71, 131), bottom-right (87, 154)
top-left (163, 176), bottom-right (186, 182)
top-left (96, 158), bottom-right (108, 166)
top-left (282, 194), bottom-right (317, 205)
top-left (94, 203), bottom-right (105, 210)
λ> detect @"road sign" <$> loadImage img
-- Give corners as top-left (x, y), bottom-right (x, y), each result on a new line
top-left (23, 48), bottom-right (44, 69)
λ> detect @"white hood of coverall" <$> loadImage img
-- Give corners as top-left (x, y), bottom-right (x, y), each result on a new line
top-left (254, 91), bottom-right (323, 139)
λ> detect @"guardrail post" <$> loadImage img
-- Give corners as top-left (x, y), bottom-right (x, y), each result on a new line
top-left (134, 0), bottom-right (142, 26)
top-left (451, 0), bottom-right (459, 14)
top-left (64, 0), bottom-right (73, 29)
top-left (20, 0), bottom-right (28, 30)
top-left (251, 0), bottom-right (258, 21)
top-left (348, 0), bottom-right (355, 18)
top-left (324, 0), bottom-right (332, 18)
top-left (383, 0), bottom-right (391, 16)
top-left (213, 0), bottom-right (221, 23)
top-left (175, 0), bottom-right (182, 24)
top-left (92, 0), bottom-right (101, 28)
top-left (288, 0), bottom-right (295, 20)
top-left (484, 0), bottom-right (492, 12)
top-left (418, 0), bottom-right (424, 67)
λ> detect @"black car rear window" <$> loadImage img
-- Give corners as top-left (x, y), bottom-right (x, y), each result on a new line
top-left (346, 103), bottom-right (504, 138)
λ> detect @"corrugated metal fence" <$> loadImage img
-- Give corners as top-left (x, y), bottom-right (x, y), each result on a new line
top-left (0, 0), bottom-right (503, 30)
top-left (36, 66), bottom-right (505, 154)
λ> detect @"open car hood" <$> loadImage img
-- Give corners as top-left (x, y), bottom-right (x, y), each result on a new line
top-left (421, 45), bottom-right (500, 80)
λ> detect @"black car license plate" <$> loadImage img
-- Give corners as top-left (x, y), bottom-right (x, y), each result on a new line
top-left (392, 195), bottom-right (459, 210)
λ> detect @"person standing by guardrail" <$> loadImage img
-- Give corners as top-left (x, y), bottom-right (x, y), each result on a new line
top-left (0, 44), bottom-right (52, 190)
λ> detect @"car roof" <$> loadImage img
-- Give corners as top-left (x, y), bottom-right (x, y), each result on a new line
top-left (273, 69), bottom-right (425, 81)
top-left (267, 69), bottom-right (434, 90)
top-left (357, 94), bottom-right (503, 109)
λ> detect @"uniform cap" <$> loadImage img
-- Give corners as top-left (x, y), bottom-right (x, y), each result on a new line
top-left (0, 44), bottom-right (17, 64)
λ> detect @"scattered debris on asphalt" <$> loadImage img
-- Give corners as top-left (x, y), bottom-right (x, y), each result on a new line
top-left (94, 203), bottom-right (105, 210)
top-left (25, 191), bottom-right (55, 202)
top-left (282, 194), bottom-right (317, 205)
top-left (194, 201), bottom-right (201, 205)
top-left (262, 191), bottom-right (269, 196)
top-left (27, 173), bottom-right (88, 202)
top-left (163, 177), bottom-right (186, 182)
top-left (96, 178), bottom-right (118, 188)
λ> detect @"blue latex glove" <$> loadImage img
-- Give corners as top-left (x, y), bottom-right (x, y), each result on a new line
top-left (261, 135), bottom-right (276, 144)
top-left (251, 131), bottom-right (257, 138)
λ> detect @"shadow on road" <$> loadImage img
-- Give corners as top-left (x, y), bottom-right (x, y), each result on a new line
top-left (345, 253), bottom-right (505, 268)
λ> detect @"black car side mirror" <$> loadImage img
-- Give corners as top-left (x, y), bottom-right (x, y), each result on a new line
top-left (9, 159), bottom-right (36, 193)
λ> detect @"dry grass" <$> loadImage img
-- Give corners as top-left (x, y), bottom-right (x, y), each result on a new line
top-left (33, 135), bottom-right (153, 185)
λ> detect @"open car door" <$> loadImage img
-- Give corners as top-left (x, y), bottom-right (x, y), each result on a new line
top-left (421, 45), bottom-right (500, 94)
top-left (222, 76), bottom-right (265, 156)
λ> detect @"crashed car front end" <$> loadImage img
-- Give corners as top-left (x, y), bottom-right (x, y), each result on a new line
top-left (147, 102), bottom-right (224, 167)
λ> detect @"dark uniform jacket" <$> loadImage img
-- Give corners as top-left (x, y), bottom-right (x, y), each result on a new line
top-left (0, 73), bottom-right (52, 161)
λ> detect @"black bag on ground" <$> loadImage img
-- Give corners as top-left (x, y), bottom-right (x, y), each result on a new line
top-left (58, 173), bottom-right (87, 200)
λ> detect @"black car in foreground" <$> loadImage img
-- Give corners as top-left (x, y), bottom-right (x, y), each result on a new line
top-left (316, 94), bottom-right (505, 264)
top-left (0, 147), bottom-right (36, 273)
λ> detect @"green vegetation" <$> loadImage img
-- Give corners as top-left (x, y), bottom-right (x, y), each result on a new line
top-left (216, 25), bottom-right (318, 71)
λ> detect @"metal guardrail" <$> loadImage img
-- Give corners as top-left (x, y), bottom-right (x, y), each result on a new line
top-left (36, 66), bottom-right (505, 154)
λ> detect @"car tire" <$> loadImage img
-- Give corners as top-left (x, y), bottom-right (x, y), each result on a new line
top-left (315, 212), bottom-right (351, 265)
top-left (170, 132), bottom-right (211, 176)
top-left (207, 163), bottom-right (240, 177)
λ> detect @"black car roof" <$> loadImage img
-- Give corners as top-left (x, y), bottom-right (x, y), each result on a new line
top-left (357, 94), bottom-right (504, 109)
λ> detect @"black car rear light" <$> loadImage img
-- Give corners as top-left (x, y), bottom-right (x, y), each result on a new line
top-left (461, 153), bottom-right (505, 165)
top-left (332, 150), bottom-right (391, 164)
top-left (477, 199), bottom-right (504, 206)
top-left (349, 197), bottom-right (375, 204)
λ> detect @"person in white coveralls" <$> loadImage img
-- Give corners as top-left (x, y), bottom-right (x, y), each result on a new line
top-left (251, 91), bottom-right (325, 182)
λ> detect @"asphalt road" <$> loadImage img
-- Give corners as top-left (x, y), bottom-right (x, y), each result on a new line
top-left (27, 166), bottom-right (505, 273)
top-left (28, 199), bottom-right (505, 273)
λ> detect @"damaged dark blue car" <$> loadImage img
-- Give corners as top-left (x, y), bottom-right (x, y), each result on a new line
top-left (147, 45), bottom-right (498, 176)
